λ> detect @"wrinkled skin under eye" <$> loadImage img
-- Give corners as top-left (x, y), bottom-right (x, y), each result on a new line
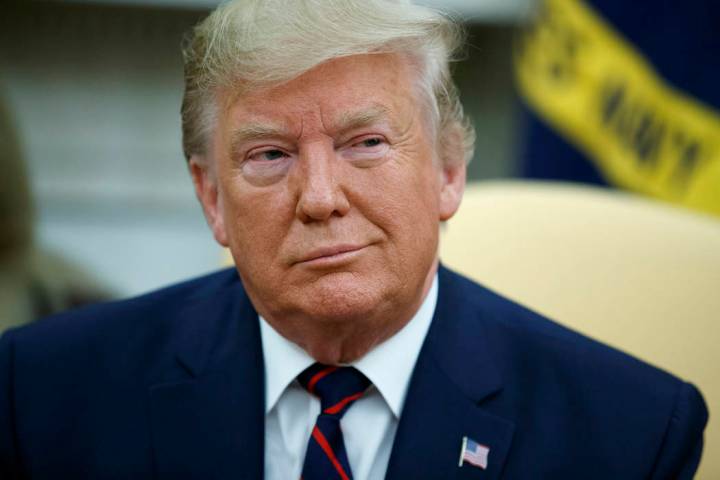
top-left (240, 148), bottom-right (293, 185)
top-left (340, 136), bottom-right (391, 166)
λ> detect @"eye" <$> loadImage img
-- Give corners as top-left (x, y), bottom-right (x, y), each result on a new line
top-left (340, 135), bottom-right (390, 168)
top-left (248, 148), bottom-right (289, 162)
top-left (360, 138), bottom-right (382, 147)
top-left (354, 137), bottom-right (385, 149)
top-left (240, 147), bottom-right (293, 185)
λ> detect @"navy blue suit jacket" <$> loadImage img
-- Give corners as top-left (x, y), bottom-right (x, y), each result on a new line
top-left (0, 266), bottom-right (708, 479)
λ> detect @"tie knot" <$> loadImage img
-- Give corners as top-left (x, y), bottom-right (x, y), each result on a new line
top-left (297, 363), bottom-right (371, 417)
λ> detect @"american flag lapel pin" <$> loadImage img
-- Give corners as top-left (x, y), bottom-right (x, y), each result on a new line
top-left (458, 436), bottom-right (490, 470)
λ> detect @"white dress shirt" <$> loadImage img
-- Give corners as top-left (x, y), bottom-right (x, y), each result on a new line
top-left (260, 274), bottom-right (438, 480)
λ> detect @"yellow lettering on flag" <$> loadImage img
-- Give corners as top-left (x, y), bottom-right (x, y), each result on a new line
top-left (514, 0), bottom-right (720, 216)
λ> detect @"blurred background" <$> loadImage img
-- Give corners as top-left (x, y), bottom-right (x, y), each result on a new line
top-left (1, 0), bottom-right (719, 475)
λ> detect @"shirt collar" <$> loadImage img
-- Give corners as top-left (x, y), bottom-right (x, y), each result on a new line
top-left (260, 273), bottom-right (438, 418)
top-left (260, 316), bottom-right (315, 415)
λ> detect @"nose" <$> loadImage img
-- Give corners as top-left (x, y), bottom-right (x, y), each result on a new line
top-left (294, 141), bottom-right (350, 222)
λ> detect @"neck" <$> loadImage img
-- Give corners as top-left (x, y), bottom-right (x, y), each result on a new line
top-left (260, 260), bottom-right (438, 365)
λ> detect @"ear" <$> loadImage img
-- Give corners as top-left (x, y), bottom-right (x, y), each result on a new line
top-left (189, 155), bottom-right (229, 247)
top-left (437, 124), bottom-right (467, 221)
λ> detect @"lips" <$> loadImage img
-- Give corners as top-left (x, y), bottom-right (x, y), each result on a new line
top-left (296, 244), bottom-right (367, 265)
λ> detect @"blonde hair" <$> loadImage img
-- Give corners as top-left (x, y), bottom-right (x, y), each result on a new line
top-left (181, 0), bottom-right (475, 165)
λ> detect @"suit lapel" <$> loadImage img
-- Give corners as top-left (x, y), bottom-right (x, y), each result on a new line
top-left (385, 266), bottom-right (515, 479)
top-left (148, 274), bottom-right (265, 479)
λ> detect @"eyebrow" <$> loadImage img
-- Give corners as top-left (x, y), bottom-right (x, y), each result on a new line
top-left (333, 105), bottom-right (392, 134)
top-left (228, 104), bottom-right (395, 153)
top-left (229, 123), bottom-right (288, 154)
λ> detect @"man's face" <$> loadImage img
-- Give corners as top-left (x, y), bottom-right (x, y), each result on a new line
top-left (192, 53), bottom-right (465, 358)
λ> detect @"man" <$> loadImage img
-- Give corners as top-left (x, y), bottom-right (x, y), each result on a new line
top-left (0, 0), bottom-right (708, 478)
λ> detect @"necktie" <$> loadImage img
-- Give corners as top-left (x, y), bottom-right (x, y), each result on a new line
top-left (297, 363), bottom-right (371, 480)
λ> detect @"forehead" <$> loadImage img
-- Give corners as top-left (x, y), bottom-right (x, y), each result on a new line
top-left (217, 53), bottom-right (424, 135)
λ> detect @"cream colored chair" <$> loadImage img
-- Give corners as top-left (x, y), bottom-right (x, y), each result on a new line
top-left (440, 180), bottom-right (720, 478)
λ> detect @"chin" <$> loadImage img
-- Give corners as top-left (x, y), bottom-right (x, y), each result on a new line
top-left (297, 271), bottom-right (389, 322)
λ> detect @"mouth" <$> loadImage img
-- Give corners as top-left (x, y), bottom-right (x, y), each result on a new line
top-left (295, 244), bottom-right (368, 267)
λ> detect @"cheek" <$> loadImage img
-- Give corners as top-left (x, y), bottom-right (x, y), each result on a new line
top-left (348, 153), bottom-right (442, 245)
top-left (219, 178), bottom-right (295, 266)
top-left (375, 151), bottom-right (442, 214)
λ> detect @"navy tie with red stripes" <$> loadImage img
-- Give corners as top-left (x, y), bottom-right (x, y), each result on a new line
top-left (297, 363), bottom-right (371, 480)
